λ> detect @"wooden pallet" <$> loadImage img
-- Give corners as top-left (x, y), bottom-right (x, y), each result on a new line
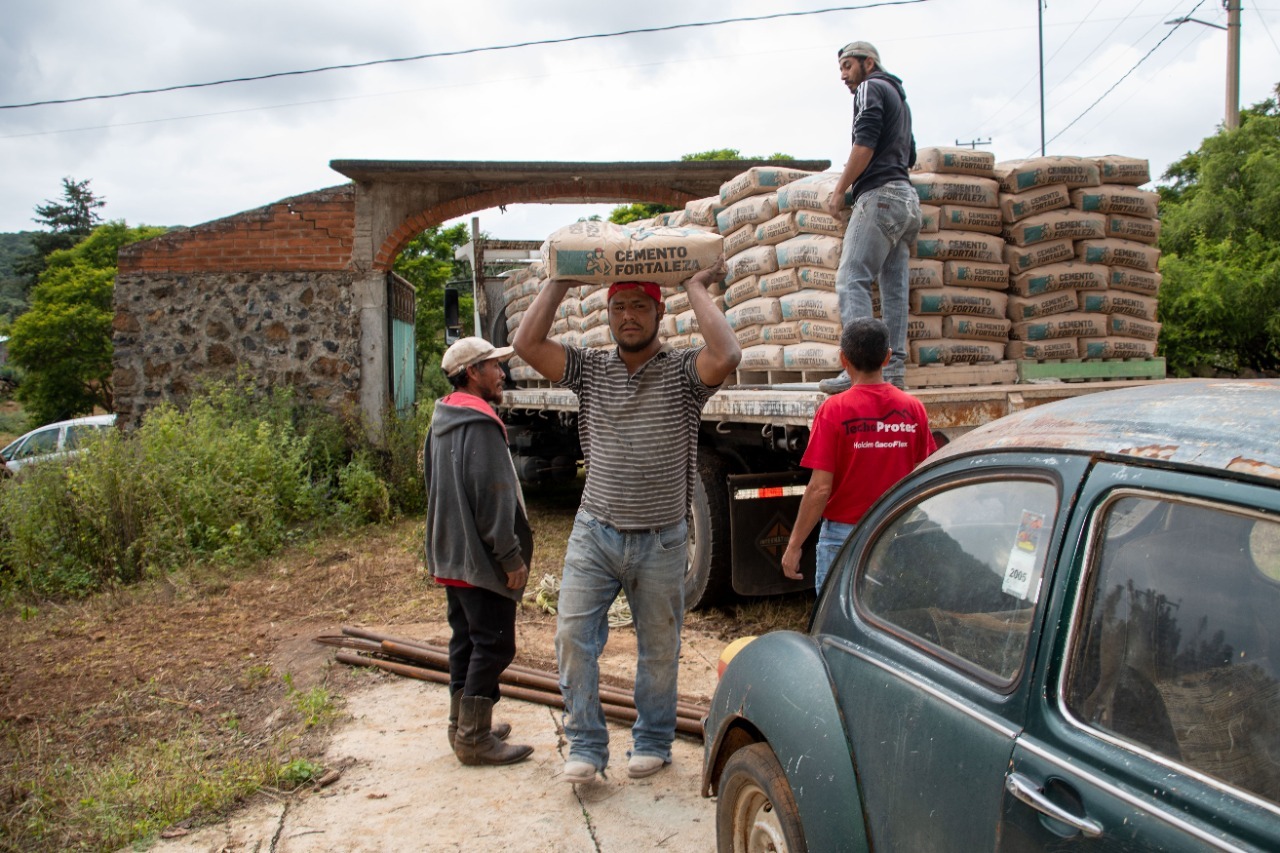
top-left (1016, 357), bottom-right (1166, 383)
top-left (734, 368), bottom-right (834, 387)
top-left (906, 361), bottom-right (1019, 388)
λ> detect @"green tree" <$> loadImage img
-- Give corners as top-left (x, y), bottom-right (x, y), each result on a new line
top-left (391, 224), bottom-right (473, 397)
top-left (1157, 88), bottom-right (1280, 375)
top-left (14, 177), bottom-right (106, 286)
top-left (9, 222), bottom-right (164, 424)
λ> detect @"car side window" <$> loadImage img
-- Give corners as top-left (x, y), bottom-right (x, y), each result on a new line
top-left (14, 427), bottom-right (59, 459)
top-left (857, 478), bottom-right (1058, 683)
top-left (1066, 496), bottom-right (1280, 806)
top-left (65, 423), bottom-right (106, 449)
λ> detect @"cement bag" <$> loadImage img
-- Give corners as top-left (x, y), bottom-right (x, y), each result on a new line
top-left (505, 310), bottom-right (525, 333)
top-left (665, 290), bottom-right (691, 314)
top-left (674, 309), bottom-right (700, 336)
top-left (724, 224), bottom-right (762, 257)
top-left (994, 156), bottom-right (1101, 193)
top-left (910, 259), bottom-right (944, 290)
top-left (1011, 312), bottom-right (1108, 341)
top-left (908, 315), bottom-right (944, 339)
top-left (671, 333), bottom-right (705, 349)
top-left (914, 232), bottom-right (1005, 263)
top-left (550, 317), bottom-right (569, 336)
top-left (721, 166), bottom-right (816, 205)
top-left (1071, 185), bottom-right (1159, 219)
top-left (685, 196), bottom-right (725, 227)
top-left (1109, 315), bottom-right (1161, 341)
top-left (919, 204), bottom-right (941, 234)
top-left (734, 324), bottom-right (766, 348)
top-left (1005, 209), bottom-right (1106, 247)
top-left (779, 289), bottom-right (840, 322)
top-left (756, 213), bottom-right (802, 246)
top-left (555, 297), bottom-right (583, 319)
top-left (758, 268), bottom-right (803, 298)
top-left (545, 221), bottom-right (724, 287)
top-left (915, 146), bottom-right (996, 176)
top-left (725, 296), bottom-right (783, 330)
top-left (1076, 239), bottom-right (1160, 272)
top-left (725, 246), bottom-right (778, 285)
top-left (939, 205), bottom-right (1004, 234)
top-left (911, 339), bottom-right (1003, 365)
top-left (505, 293), bottom-right (536, 316)
top-left (799, 319), bottom-right (843, 344)
top-left (1105, 214), bottom-right (1161, 245)
top-left (1093, 155), bottom-right (1151, 186)
top-left (1007, 290), bottom-right (1080, 322)
top-left (581, 308), bottom-right (607, 331)
top-left (717, 194), bottom-right (779, 235)
top-left (1108, 292), bottom-right (1158, 320)
top-left (660, 314), bottom-right (678, 337)
top-left (723, 275), bottom-right (760, 308)
top-left (942, 316), bottom-right (1011, 342)
top-left (1079, 336), bottom-right (1158, 358)
top-left (794, 210), bottom-right (845, 237)
top-left (797, 267), bottom-right (839, 291)
top-left (582, 325), bottom-right (613, 348)
top-left (1109, 267), bottom-right (1162, 296)
top-left (910, 286), bottom-right (1008, 318)
top-left (567, 313), bottom-right (590, 332)
top-left (911, 172), bottom-right (1000, 208)
top-left (1077, 292), bottom-right (1114, 314)
top-left (653, 209), bottom-right (689, 227)
top-left (581, 287), bottom-right (609, 315)
top-left (776, 172), bottom-right (851, 212)
top-left (1011, 261), bottom-right (1108, 297)
top-left (740, 344), bottom-right (786, 370)
top-left (943, 260), bottom-right (1009, 290)
top-left (1007, 339), bottom-right (1080, 360)
top-left (762, 322), bottom-right (803, 346)
top-left (999, 184), bottom-right (1071, 223)
top-left (784, 343), bottom-right (842, 371)
top-left (1004, 238), bottom-right (1076, 274)
top-left (775, 235), bottom-right (844, 270)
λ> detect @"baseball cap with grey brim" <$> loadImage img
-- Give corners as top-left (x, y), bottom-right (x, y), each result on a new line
top-left (441, 336), bottom-right (514, 375)
top-left (838, 40), bottom-right (886, 73)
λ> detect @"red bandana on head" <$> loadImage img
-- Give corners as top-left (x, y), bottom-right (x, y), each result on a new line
top-left (607, 281), bottom-right (662, 303)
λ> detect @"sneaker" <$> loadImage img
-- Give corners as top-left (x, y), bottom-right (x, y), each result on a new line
top-left (627, 754), bottom-right (668, 779)
top-left (817, 371), bottom-right (852, 395)
top-left (562, 759), bottom-right (598, 784)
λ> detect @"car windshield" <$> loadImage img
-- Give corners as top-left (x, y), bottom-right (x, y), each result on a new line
top-left (11, 427), bottom-right (59, 460)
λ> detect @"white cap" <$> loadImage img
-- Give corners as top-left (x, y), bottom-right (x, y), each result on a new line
top-left (441, 336), bottom-right (514, 375)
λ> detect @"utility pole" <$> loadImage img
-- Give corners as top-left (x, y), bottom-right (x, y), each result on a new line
top-left (1038, 0), bottom-right (1046, 154)
top-left (1226, 0), bottom-right (1241, 130)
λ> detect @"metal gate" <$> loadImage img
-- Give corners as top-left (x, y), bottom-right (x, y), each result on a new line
top-left (387, 273), bottom-right (416, 414)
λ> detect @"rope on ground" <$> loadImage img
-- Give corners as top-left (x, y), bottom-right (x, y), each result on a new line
top-left (524, 574), bottom-right (634, 628)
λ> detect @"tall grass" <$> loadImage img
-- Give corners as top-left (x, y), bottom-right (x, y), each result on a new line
top-left (0, 379), bottom-right (429, 601)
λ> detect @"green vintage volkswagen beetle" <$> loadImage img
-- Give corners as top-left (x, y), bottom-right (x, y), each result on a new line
top-left (702, 379), bottom-right (1280, 853)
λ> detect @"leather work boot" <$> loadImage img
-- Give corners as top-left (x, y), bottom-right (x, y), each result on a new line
top-left (454, 696), bottom-right (532, 766)
top-left (448, 689), bottom-right (510, 750)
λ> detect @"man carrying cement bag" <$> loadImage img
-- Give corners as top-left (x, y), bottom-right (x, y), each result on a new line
top-left (821, 40), bottom-right (922, 393)
top-left (513, 260), bottom-right (740, 785)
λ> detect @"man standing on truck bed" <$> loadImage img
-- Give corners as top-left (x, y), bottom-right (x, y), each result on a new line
top-left (513, 259), bottom-right (740, 785)
top-left (783, 318), bottom-right (935, 591)
top-left (820, 39), bottom-right (922, 395)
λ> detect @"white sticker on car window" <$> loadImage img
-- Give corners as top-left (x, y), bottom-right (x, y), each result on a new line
top-left (1002, 510), bottom-right (1046, 601)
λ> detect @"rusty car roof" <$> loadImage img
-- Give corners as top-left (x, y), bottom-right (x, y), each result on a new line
top-left (930, 379), bottom-right (1280, 481)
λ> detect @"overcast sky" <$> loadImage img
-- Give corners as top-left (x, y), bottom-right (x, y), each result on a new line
top-left (2, 0), bottom-right (1277, 242)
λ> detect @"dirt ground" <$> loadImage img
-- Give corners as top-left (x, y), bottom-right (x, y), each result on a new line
top-left (0, 507), bottom-right (796, 852)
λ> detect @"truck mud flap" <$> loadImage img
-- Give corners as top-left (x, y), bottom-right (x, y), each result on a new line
top-left (727, 471), bottom-right (816, 596)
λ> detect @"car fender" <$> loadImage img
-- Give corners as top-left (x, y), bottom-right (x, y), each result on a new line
top-left (703, 630), bottom-right (870, 853)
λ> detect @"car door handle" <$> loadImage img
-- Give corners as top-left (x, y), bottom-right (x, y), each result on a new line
top-left (1006, 772), bottom-right (1103, 839)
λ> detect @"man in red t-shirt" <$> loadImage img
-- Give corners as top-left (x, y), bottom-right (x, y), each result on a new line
top-left (782, 318), bottom-right (935, 591)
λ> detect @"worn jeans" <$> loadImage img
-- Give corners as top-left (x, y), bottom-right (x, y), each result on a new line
top-left (815, 518), bottom-right (858, 593)
top-left (836, 180), bottom-right (923, 386)
top-left (555, 510), bottom-right (687, 771)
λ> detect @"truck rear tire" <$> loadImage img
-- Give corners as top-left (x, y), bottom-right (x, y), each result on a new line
top-left (686, 450), bottom-right (733, 610)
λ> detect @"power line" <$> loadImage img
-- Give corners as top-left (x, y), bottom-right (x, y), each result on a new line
top-left (0, 1), bottom-right (929, 111)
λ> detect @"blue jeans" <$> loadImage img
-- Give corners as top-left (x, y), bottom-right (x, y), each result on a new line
top-left (555, 510), bottom-right (688, 771)
top-left (836, 181), bottom-right (922, 386)
top-left (815, 518), bottom-right (858, 592)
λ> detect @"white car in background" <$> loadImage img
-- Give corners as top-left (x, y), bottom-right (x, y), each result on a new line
top-left (0, 414), bottom-right (117, 473)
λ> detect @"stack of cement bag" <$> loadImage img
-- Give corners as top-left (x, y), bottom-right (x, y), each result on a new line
top-left (907, 147), bottom-right (1010, 365)
top-left (998, 155), bottom-right (1161, 359)
top-left (711, 167), bottom-right (851, 375)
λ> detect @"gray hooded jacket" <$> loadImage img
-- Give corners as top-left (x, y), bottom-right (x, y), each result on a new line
top-left (424, 397), bottom-right (533, 600)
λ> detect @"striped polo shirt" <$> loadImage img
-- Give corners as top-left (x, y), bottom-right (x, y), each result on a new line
top-left (558, 343), bottom-right (717, 530)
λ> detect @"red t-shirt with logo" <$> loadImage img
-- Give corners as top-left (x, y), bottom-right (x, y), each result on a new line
top-left (800, 383), bottom-right (936, 524)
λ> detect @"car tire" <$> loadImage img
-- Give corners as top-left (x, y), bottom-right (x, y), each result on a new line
top-left (716, 742), bottom-right (807, 853)
top-left (686, 449), bottom-right (733, 610)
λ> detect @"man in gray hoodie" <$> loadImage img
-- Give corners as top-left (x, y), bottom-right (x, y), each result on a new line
top-left (820, 40), bottom-right (923, 394)
top-left (425, 336), bottom-right (534, 766)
